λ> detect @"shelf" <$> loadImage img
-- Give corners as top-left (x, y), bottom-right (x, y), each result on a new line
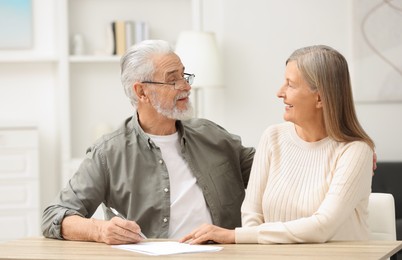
top-left (62, 0), bottom-right (193, 184)
top-left (0, 121), bottom-right (38, 129)
top-left (69, 55), bottom-right (121, 63)
top-left (0, 54), bottom-right (58, 63)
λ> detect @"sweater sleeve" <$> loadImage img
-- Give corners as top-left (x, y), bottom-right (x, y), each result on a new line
top-left (236, 139), bottom-right (373, 244)
top-left (237, 129), bottom-right (271, 243)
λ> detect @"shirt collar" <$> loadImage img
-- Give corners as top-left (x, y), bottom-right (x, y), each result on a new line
top-left (129, 111), bottom-right (187, 149)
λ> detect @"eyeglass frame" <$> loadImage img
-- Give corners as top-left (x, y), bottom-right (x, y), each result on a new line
top-left (141, 73), bottom-right (195, 89)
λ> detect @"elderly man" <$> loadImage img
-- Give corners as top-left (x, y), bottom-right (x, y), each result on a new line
top-left (42, 40), bottom-right (255, 245)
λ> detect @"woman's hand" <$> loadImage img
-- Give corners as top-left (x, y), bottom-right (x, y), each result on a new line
top-left (179, 224), bottom-right (235, 244)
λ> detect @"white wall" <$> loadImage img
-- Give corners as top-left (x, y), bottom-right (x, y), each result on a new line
top-left (355, 103), bottom-right (402, 161)
top-left (202, 0), bottom-right (402, 161)
top-left (1, 0), bottom-right (401, 219)
top-left (0, 0), bottom-right (60, 211)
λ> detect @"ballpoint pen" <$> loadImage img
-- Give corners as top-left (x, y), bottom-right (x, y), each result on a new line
top-left (109, 207), bottom-right (147, 239)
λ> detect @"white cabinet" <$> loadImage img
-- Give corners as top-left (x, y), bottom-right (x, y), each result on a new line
top-left (0, 126), bottom-right (39, 242)
top-left (0, 0), bottom-right (59, 241)
top-left (60, 0), bottom-right (193, 184)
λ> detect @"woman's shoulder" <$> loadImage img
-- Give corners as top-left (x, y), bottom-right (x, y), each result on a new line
top-left (263, 122), bottom-right (292, 136)
top-left (258, 122), bottom-right (292, 146)
top-left (341, 139), bottom-right (373, 154)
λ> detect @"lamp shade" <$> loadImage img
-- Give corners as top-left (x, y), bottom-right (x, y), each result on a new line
top-left (175, 31), bottom-right (222, 88)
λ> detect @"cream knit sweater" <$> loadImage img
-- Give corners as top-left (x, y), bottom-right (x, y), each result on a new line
top-left (236, 122), bottom-right (373, 244)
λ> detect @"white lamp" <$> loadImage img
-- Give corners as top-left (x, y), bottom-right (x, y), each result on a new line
top-left (175, 30), bottom-right (223, 117)
top-left (175, 30), bottom-right (222, 88)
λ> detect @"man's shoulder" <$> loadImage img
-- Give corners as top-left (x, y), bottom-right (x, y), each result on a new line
top-left (181, 118), bottom-right (230, 136)
top-left (89, 117), bottom-right (137, 153)
top-left (182, 117), bottom-right (218, 128)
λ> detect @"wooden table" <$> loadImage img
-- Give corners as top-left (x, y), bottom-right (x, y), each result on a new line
top-left (0, 237), bottom-right (401, 260)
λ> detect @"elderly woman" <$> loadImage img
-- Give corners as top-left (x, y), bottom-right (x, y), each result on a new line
top-left (181, 45), bottom-right (375, 244)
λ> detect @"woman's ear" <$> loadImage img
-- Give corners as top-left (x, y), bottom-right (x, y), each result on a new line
top-left (316, 93), bottom-right (323, 108)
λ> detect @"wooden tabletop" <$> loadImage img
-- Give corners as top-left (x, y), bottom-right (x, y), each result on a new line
top-left (0, 237), bottom-right (401, 260)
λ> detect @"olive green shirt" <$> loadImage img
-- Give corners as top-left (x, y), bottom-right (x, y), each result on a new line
top-left (41, 114), bottom-right (255, 239)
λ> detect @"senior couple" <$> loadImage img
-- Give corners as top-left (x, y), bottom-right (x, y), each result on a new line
top-left (42, 40), bottom-right (375, 245)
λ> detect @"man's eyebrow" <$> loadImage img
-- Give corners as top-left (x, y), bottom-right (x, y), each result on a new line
top-left (164, 67), bottom-right (185, 77)
top-left (164, 70), bottom-right (179, 78)
top-left (166, 70), bottom-right (178, 76)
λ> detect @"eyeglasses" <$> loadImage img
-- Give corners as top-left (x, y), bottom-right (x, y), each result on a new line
top-left (141, 73), bottom-right (195, 90)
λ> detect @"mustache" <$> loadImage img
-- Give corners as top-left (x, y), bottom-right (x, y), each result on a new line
top-left (174, 91), bottom-right (191, 101)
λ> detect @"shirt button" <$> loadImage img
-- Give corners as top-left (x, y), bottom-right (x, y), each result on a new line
top-left (163, 217), bottom-right (168, 223)
top-left (164, 188), bottom-right (169, 193)
top-left (159, 159), bottom-right (163, 164)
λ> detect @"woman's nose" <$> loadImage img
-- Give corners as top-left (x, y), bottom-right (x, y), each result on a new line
top-left (277, 84), bottom-right (285, 98)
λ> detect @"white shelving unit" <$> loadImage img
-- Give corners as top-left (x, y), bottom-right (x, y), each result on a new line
top-left (0, 1), bottom-right (193, 227)
top-left (0, 125), bottom-right (39, 242)
top-left (60, 0), bottom-right (193, 185)
top-left (69, 55), bottom-right (121, 63)
top-left (0, 0), bottom-right (60, 240)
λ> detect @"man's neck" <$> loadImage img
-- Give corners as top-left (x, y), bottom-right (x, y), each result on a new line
top-left (137, 109), bottom-right (177, 136)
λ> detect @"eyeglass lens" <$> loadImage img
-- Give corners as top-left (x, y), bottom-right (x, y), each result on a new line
top-left (184, 73), bottom-right (195, 85)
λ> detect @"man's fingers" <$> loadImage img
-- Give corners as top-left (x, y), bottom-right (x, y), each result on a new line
top-left (102, 218), bottom-right (144, 244)
top-left (111, 217), bottom-right (142, 235)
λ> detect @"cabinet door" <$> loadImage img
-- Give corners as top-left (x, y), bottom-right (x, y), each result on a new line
top-left (0, 127), bottom-right (40, 242)
top-left (0, 210), bottom-right (39, 241)
top-left (0, 149), bottom-right (38, 180)
top-left (0, 181), bottom-right (39, 209)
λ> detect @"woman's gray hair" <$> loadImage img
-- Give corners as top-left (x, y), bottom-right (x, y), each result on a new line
top-left (120, 40), bottom-right (174, 107)
top-left (286, 45), bottom-right (374, 150)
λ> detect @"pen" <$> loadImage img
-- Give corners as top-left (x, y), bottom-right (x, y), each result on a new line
top-left (109, 207), bottom-right (147, 239)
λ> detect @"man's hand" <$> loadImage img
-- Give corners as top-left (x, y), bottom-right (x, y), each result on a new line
top-left (97, 217), bottom-right (144, 245)
top-left (179, 224), bottom-right (235, 245)
top-left (61, 215), bottom-right (144, 245)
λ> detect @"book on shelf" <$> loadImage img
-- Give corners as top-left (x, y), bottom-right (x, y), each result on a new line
top-left (111, 20), bottom-right (149, 56)
top-left (105, 23), bottom-right (115, 56)
top-left (114, 20), bottom-right (126, 56)
top-left (125, 21), bottom-right (135, 50)
top-left (135, 21), bottom-right (149, 44)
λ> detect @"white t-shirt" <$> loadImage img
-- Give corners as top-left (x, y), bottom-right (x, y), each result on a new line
top-left (148, 132), bottom-right (213, 238)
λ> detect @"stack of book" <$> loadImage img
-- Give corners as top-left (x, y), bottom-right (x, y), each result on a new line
top-left (111, 20), bottom-right (149, 56)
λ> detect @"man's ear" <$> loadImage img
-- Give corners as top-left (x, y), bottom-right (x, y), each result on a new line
top-left (134, 82), bottom-right (148, 102)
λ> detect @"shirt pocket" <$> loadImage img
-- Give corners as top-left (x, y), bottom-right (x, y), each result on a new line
top-left (209, 161), bottom-right (245, 207)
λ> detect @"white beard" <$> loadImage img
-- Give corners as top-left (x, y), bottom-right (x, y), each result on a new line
top-left (150, 91), bottom-right (195, 120)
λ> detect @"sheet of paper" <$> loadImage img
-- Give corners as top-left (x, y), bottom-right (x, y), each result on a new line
top-left (112, 241), bottom-right (223, 256)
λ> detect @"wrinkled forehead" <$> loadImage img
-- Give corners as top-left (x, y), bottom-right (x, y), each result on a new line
top-left (152, 53), bottom-right (185, 77)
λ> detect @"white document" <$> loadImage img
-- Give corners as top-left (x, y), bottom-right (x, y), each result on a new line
top-left (112, 241), bottom-right (223, 256)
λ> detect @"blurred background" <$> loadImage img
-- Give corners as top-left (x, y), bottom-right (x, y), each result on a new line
top-left (0, 0), bottom-right (401, 241)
